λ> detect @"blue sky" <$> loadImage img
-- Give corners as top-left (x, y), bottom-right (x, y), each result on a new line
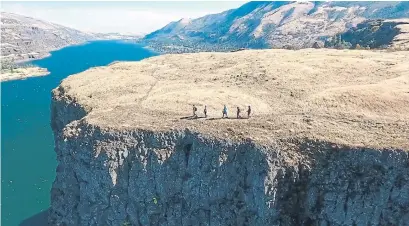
top-left (1, 1), bottom-right (245, 34)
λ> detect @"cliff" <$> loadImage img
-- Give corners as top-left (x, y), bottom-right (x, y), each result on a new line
top-left (49, 49), bottom-right (409, 225)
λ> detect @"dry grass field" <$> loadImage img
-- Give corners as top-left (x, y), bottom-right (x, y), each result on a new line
top-left (55, 49), bottom-right (409, 149)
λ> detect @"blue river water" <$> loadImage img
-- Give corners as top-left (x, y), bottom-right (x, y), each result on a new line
top-left (1, 40), bottom-right (157, 226)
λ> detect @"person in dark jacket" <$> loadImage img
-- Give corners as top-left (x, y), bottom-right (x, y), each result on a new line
top-left (247, 106), bottom-right (251, 118)
top-left (237, 107), bottom-right (241, 119)
top-left (193, 105), bottom-right (198, 117)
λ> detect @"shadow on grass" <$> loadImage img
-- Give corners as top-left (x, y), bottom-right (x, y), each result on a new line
top-left (180, 115), bottom-right (206, 120)
top-left (206, 117), bottom-right (249, 121)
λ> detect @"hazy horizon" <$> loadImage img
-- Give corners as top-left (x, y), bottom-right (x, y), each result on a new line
top-left (1, 1), bottom-right (245, 34)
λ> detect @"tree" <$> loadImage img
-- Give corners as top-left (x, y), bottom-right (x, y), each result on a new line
top-left (333, 35), bottom-right (338, 45)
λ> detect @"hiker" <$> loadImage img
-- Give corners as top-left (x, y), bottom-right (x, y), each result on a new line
top-left (222, 105), bottom-right (228, 118)
top-left (193, 105), bottom-right (198, 117)
top-left (247, 106), bottom-right (251, 118)
top-left (204, 105), bottom-right (207, 118)
top-left (237, 107), bottom-right (241, 119)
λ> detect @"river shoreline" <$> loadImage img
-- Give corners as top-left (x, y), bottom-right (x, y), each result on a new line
top-left (1, 66), bottom-right (50, 82)
top-left (0, 42), bottom-right (91, 82)
top-left (13, 41), bottom-right (92, 64)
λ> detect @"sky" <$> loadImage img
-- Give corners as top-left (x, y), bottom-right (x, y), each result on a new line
top-left (1, 1), bottom-right (245, 34)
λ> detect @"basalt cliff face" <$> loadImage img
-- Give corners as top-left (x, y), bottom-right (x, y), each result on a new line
top-left (49, 49), bottom-right (409, 226)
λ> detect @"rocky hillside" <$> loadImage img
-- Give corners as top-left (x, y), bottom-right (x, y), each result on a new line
top-left (324, 18), bottom-right (409, 50)
top-left (0, 12), bottom-right (96, 62)
top-left (49, 49), bottom-right (409, 225)
top-left (142, 1), bottom-right (409, 52)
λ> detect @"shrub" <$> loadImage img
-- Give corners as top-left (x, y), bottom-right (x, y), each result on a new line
top-left (122, 221), bottom-right (131, 226)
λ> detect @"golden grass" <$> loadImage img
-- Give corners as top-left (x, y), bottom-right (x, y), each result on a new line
top-left (55, 49), bottom-right (409, 149)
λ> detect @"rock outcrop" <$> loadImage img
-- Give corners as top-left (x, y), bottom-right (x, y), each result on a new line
top-left (49, 49), bottom-right (409, 225)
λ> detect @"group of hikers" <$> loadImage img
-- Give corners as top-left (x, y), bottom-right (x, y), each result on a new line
top-left (192, 104), bottom-right (251, 119)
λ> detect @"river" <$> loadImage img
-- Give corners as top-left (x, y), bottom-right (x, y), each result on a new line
top-left (1, 40), bottom-right (157, 226)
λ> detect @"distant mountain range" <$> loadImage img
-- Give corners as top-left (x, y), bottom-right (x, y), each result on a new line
top-left (2, 2), bottom-right (408, 61)
top-left (0, 12), bottom-right (142, 62)
top-left (142, 1), bottom-right (409, 53)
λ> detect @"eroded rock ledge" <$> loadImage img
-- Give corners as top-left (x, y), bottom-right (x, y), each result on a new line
top-left (49, 49), bottom-right (409, 225)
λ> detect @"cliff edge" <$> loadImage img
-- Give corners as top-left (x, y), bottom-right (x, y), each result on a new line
top-left (50, 49), bottom-right (409, 225)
